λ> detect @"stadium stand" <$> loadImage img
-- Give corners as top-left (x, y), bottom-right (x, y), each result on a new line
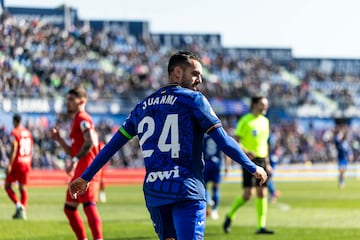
top-left (1, 5), bottom-right (360, 174)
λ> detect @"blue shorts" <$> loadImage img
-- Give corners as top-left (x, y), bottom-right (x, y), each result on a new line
top-left (338, 158), bottom-right (348, 170)
top-left (147, 200), bottom-right (206, 240)
top-left (204, 160), bottom-right (221, 184)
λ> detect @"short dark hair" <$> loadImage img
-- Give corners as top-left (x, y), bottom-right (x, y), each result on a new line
top-left (13, 113), bottom-right (21, 123)
top-left (67, 86), bottom-right (87, 99)
top-left (167, 51), bottom-right (201, 75)
top-left (250, 96), bottom-right (266, 108)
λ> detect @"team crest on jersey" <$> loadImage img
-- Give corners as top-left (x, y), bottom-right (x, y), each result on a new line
top-left (252, 129), bottom-right (258, 136)
top-left (80, 120), bottom-right (91, 132)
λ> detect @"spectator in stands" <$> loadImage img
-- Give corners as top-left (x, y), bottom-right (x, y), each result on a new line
top-left (5, 114), bottom-right (33, 220)
top-left (50, 86), bottom-right (103, 240)
top-left (1, 13), bottom-right (360, 170)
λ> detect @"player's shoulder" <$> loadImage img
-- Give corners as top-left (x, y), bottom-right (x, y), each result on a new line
top-left (174, 88), bottom-right (209, 109)
top-left (22, 127), bottom-right (32, 137)
top-left (11, 127), bottom-right (31, 140)
top-left (10, 128), bottom-right (19, 138)
top-left (11, 126), bottom-right (24, 135)
top-left (239, 113), bottom-right (253, 121)
top-left (260, 114), bottom-right (270, 123)
top-left (75, 111), bottom-right (92, 122)
top-left (174, 86), bottom-right (203, 99)
top-left (138, 85), bottom-right (205, 109)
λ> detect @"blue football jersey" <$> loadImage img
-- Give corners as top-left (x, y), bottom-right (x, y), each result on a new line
top-left (121, 84), bottom-right (221, 207)
top-left (203, 134), bottom-right (223, 184)
top-left (334, 136), bottom-right (351, 161)
top-left (203, 134), bottom-right (223, 166)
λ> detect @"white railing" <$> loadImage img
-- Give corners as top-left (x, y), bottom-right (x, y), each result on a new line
top-left (222, 163), bottom-right (360, 182)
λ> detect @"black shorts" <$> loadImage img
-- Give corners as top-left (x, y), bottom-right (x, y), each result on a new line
top-left (242, 157), bottom-right (268, 187)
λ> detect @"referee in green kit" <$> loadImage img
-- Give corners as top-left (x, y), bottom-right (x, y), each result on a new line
top-left (223, 96), bottom-right (274, 235)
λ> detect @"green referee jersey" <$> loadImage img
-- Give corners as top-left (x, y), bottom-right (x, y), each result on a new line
top-left (234, 113), bottom-right (269, 158)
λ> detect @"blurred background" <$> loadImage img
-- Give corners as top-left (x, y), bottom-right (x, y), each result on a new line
top-left (0, 1), bottom-right (360, 182)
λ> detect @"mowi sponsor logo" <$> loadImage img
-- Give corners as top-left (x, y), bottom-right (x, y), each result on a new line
top-left (146, 166), bottom-right (180, 182)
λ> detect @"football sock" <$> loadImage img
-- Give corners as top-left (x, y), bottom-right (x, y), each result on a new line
top-left (267, 179), bottom-right (275, 196)
top-left (5, 185), bottom-right (18, 204)
top-left (205, 189), bottom-right (211, 204)
top-left (64, 204), bottom-right (87, 240)
top-left (212, 185), bottom-right (219, 209)
top-left (100, 181), bottom-right (105, 191)
top-left (256, 197), bottom-right (268, 229)
top-left (227, 196), bottom-right (246, 219)
top-left (20, 188), bottom-right (28, 208)
top-left (339, 176), bottom-right (344, 185)
top-left (83, 202), bottom-right (103, 240)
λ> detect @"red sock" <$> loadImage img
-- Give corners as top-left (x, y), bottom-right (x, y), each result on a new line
top-left (100, 180), bottom-right (105, 190)
top-left (5, 185), bottom-right (18, 204)
top-left (20, 189), bottom-right (28, 208)
top-left (83, 202), bottom-right (103, 240)
top-left (64, 204), bottom-right (87, 240)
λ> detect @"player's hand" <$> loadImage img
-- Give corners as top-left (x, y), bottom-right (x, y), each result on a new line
top-left (69, 177), bottom-right (89, 199)
top-left (224, 168), bottom-right (229, 176)
top-left (5, 165), bottom-right (12, 175)
top-left (50, 128), bottom-right (61, 141)
top-left (266, 164), bottom-right (273, 175)
top-left (246, 151), bottom-right (256, 160)
top-left (253, 166), bottom-right (268, 185)
top-left (65, 160), bottom-right (75, 176)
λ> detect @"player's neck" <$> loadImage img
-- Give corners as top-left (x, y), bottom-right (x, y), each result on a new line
top-left (71, 108), bottom-right (84, 118)
top-left (251, 111), bottom-right (261, 117)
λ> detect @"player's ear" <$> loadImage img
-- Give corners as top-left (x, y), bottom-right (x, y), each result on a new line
top-left (174, 66), bottom-right (183, 79)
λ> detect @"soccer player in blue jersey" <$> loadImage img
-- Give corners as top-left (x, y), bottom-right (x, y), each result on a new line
top-left (334, 120), bottom-right (353, 189)
top-left (203, 134), bottom-right (228, 220)
top-left (69, 51), bottom-right (267, 240)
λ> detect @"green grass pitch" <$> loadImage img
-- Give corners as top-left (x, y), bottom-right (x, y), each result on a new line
top-left (0, 178), bottom-right (359, 239)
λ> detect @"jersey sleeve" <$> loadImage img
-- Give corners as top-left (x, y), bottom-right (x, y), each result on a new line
top-left (80, 120), bottom-right (91, 133)
top-left (192, 93), bottom-right (221, 132)
top-left (120, 105), bottom-right (139, 138)
top-left (9, 132), bottom-right (17, 143)
top-left (208, 126), bottom-right (257, 174)
top-left (75, 112), bottom-right (93, 133)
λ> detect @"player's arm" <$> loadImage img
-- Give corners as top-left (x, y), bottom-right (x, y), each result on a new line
top-left (224, 155), bottom-right (232, 176)
top-left (51, 128), bottom-right (72, 156)
top-left (66, 128), bottom-right (98, 174)
top-left (69, 130), bottom-right (131, 199)
top-left (76, 128), bottom-right (98, 159)
top-left (265, 143), bottom-right (273, 174)
top-left (265, 121), bottom-right (272, 173)
top-left (6, 137), bottom-right (18, 175)
top-left (208, 126), bottom-right (267, 184)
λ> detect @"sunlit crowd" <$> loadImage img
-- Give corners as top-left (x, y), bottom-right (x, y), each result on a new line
top-left (1, 13), bottom-right (360, 169)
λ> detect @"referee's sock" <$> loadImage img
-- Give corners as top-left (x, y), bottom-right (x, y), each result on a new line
top-left (227, 195), bottom-right (246, 219)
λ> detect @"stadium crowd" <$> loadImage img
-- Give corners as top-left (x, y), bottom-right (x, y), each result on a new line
top-left (1, 13), bottom-right (360, 170)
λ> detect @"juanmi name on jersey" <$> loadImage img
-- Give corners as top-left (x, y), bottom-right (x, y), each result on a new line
top-left (142, 95), bottom-right (178, 110)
